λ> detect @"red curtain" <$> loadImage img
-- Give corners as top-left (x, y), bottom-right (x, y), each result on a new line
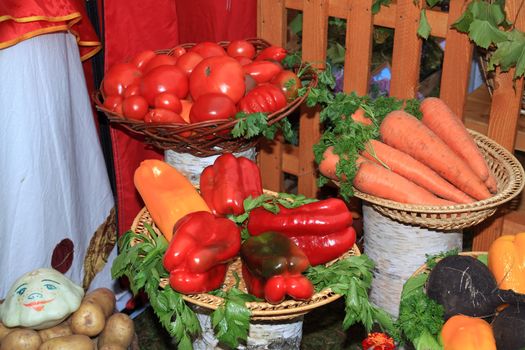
top-left (103, 0), bottom-right (257, 235)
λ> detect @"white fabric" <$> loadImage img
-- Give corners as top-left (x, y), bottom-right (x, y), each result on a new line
top-left (0, 33), bottom-right (116, 298)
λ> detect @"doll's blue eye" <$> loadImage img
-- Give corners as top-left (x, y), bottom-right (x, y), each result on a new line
top-left (44, 284), bottom-right (57, 290)
top-left (16, 287), bottom-right (27, 296)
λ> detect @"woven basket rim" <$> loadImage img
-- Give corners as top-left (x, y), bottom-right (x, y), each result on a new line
top-left (130, 192), bottom-right (360, 320)
top-left (353, 129), bottom-right (524, 214)
top-left (410, 251), bottom-right (486, 278)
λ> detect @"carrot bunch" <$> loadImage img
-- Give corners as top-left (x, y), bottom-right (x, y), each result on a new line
top-left (317, 96), bottom-right (496, 206)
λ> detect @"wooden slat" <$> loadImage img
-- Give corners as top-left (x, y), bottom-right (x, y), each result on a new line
top-left (389, 0), bottom-right (422, 98)
top-left (285, 0), bottom-right (450, 38)
top-left (297, 0), bottom-right (328, 197)
top-left (257, 0), bottom-right (287, 192)
top-left (439, 0), bottom-right (472, 118)
top-left (473, 0), bottom-right (525, 251)
top-left (344, 0), bottom-right (374, 94)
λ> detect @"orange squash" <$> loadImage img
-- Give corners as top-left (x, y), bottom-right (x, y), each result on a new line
top-left (441, 315), bottom-right (496, 350)
top-left (488, 232), bottom-right (525, 294)
top-left (134, 159), bottom-right (210, 241)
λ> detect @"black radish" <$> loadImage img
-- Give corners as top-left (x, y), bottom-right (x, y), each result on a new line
top-left (492, 304), bottom-right (525, 350)
top-left (426, 255), bottom-right (525, 319)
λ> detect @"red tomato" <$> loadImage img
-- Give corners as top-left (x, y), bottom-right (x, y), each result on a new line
top-left (234, 56), bottom-right (253, 66)
top-left (144, 109), bottom-right (190, 134)
top-left (154, 92), bottom-right (182, 113)
top-left (255, 46), bottom-right (287, 62)
top-left (103, 63), bottom-right (142, 96)
top-left (122, 95), bottom-right (149, 120)
top-left (189, 93), bottom-right (237, 123)
top-left (189, 42), bottom-right (226, 58)
top-left (172, 46), bottom-right (187, 58)
top-left (123, 82), bottom-right (141, 98)
top-left (130, 50), bottom-right (156, 71)
top-left (190, 56), bottom-right (245, 103)
top-left (238, 84), bottom-right (287, 114)
top-left (143, 54), bottom-right (177, 73)
top-left (227, 40), bottom-right (256, 59)
top-left (176, 52), bottom-right (204, 77)
top-left (103, 95), bottom-right (123, 114)
top-left (243, 61), bottom-right (283, 84)
top-left (180, 99), bottom-right (193, 123)
top-left (271, 70), bottom-right (302, 102)
top-left (140, 65), bottom-right (188, 105)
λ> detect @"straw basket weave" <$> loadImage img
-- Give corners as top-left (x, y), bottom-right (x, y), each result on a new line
top-left (130, 208), bottom-right (360, 321)
top-left (411, 251), bottom-right (485, 277)
top-left (93, 38), bottom-right (317, 157)
top-left (353, 130), bottom-right (524, 230)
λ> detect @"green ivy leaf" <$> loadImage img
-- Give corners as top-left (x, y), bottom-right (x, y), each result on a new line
top-left (417, 9), bottom-right (432, 39)
top-left (426, 0), bottom-right (440, 9)
top-left (452, 7), bottom-right (474, 33)
top-left (468, 19), bottom-right (508, 49)
top-left (372, 0), bottom-right (392, 14)
top-left (289, 13), bottom-right (303, 35)
top-left (489, 30), bottom-right (525, 78)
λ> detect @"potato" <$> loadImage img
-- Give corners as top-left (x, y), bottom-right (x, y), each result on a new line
top-left (38, 322), bottom-right (72, 343)
top-left (97, 313), bottom-right (134, 349)
top-left (39, 334), bottom-right (94, 350)
top-left (83, 288), bottom-right (116, 318)
top-left (1, 329), bottom-right (41, 350)
top-left (98, 345), bottom-right (126, 350)
top-left (0, 322), bottom-right (20, 343)
top-left (70, 300), bottom-right (106, 337)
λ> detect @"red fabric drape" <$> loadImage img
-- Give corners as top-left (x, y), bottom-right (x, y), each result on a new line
top-left (0, 0), bottom-right (101, 60)
top-left (103, 0), bottom-right (257, 235)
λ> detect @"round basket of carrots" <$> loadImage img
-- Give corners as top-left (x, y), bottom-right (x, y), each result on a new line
top-left (316, 95), bottom-right (525, 230)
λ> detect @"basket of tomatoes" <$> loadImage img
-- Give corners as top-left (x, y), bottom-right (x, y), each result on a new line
top-left (93, 38), bottom-right (317, 157)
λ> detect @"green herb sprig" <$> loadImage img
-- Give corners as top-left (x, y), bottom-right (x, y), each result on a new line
top-left (306, 255), bottom-right (397, 337)
top-left (111, 226), bottom-right (201, 350)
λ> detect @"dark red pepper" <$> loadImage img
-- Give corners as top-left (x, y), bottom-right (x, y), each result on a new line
top-left (163, 211), bottom-right (241, 294)
top-left (240, 232), bottom-right (314, 304)
top-left (246, 198), bottom-right (356, 266)
top-left (200, 153), bottom-right (263, 216)
top-left (255, 46), bottom-right (287, 62)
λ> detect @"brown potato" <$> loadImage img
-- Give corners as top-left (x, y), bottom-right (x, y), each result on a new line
top-left (39, 334), bottom-right (94, 350)
top-left (1, 329), bottom-right (41, 350)
top-left (97, 313), bottom-right (134, 349)
top-left (38, 322), bottom-right (72, 343)
top-left (0, 322), bottom-right (20, 343)
top-left (70, 300), bottom-right (106, 337)
top-left (83, 289), bottom-right (116, 319)
top-left (98, 345), bottom-right (126, 350)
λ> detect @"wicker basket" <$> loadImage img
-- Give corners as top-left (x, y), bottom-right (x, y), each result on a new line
top-left (411, 251), bottom-right (485, 277)
top-left (93, 38), bottom-right (317, 157)
top-left (353, 130), bottom-right (524, 230)
top-left (130, 207), bottom-right (360, 321)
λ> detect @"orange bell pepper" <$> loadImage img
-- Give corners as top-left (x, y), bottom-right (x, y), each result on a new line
top-left (134, 159), bottom-right (210, 241)
top-left (441, 315), bottom-right (496, 350)
top-left (488, 232), bottom-right (525, 294)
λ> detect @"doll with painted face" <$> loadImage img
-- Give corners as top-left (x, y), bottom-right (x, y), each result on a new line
top-left (0, 268), bottom-right (84, 330)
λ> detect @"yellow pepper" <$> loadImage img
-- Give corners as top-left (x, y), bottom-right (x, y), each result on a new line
top-left (441, 315), bottom-right (496, 350)
top-left (134, 159), bottom-right (210, 241)
top-left (488, 232), bottom-right (525, 294)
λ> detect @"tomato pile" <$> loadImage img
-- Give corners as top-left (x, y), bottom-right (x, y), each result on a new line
top-left (101, 40), bottom-right (301, 126)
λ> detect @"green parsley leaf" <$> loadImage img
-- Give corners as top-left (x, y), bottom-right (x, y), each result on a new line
top-left (417, 9), bottom-right (432, 39)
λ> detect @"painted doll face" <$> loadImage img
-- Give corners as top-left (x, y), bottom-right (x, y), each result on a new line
top-left (0, 268), bottom-right (84, 329)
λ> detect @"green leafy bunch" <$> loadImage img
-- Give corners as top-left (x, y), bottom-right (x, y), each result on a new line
top-left (307, 68), bottom-right (421, 200)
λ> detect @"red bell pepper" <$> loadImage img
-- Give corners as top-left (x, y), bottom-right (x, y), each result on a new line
top-left (241, 232), bottom-right (314, 304)
top-left (246, 198), bottom-right (356, 266)
top-left (163, 211), bottom-right (241, 294)
top-left (199, 153), bottom-right (263, 216)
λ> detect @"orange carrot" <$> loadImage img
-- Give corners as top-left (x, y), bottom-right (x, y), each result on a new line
top-left (380, 110), bottom-right (491, 201)
top-left (350, 108), bottom-right (373, 125)
top-left (362, 139), bottom-right (474, 204)
top-left (420, 97), bottom-right (493, 184)
top-left (319, 147), bottom-right (455, 206)
top-left (485, 175), bottom-right (498, 194)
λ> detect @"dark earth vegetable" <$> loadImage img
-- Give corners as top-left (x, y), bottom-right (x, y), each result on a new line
top-left (492, 304), bottom-right (525, 350)
top-left (426, 255), bottom-right (525, 319)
